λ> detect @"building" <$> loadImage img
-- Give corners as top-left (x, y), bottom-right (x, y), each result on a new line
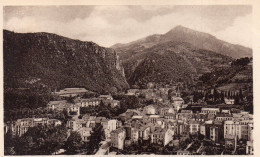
top-left (224, 120), bottom-right (253, 141)
top-left (13, 118), bottom-right (61, 136)
top-left (177, 110), bottom-right (193, 121)
top-left (126, 89), bottom-right (140, 96)
top-left (164, 113), bottom-right (176, 121)
top-left (177, 151), bottom-right (191, 155)
top-left (188, 120), bottom-right (200, 135)
top-left (102, 119), bottom-right (121, 139)
top-left (151, 128), bottom-right (174, 146)
top-left (160, 107), bottom-right (174, 116)
top-left (216, 113), bottom-right (233, 121)
top-left (111, 128), bottom-right (126, 150)
top-left (225, 134), bottom-right (237, 149)
top-left (144, 105), bottom-right (157, 115)
top-left (200, 124), bottom-right (206, 137)
top-left (224, 98), bottom-right (235, 105)
top-left (67, 104), bottom-right (81, 115)
top-left (75, 98), bottom-right (100, 107)
top-left (210, 126), bottom-right (219, 143)
top-left (53, 88), bottom-right (90, 98)
top-left (47, 100), bottom-right (68, 111)
top-left (99, 95), bottom-right (113, 100)
top-left (246, 141), bottom-right (253, 155)
top-left (102, 99), bottom-right (120, 108)
top-left (78, 127), bottom-right (92, 142)
top-left (221, 109), bottom-right (231, 114)
top-left (171, 96), bottom-right (184, 111)
top-left (201, 108), bottom-right (220, 115)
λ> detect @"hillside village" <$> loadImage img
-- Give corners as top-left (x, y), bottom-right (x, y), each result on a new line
top-left (4, 84), bottom-right (253, 155)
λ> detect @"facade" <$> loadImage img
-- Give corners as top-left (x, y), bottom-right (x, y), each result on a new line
top-left (111, 128), bottom-right (126, 150)
top-left (210, 126), bottom-right (219, 143)
top-left (171, 96), bottom-right (184, 111)
top-left (53, 88), bottom-right (90, 98)
top-left (9, 118), bottom-right (61, 136)
top-left (201, 108), bottom-right (220, 115)
top-left (78, 127), bottom-right (92, 142)
top-left (47, 100), bottom-right (68, 111)
top-left (224, 98), bottom-right (235, 105)
top-left (188, 121), bottom-right (200, 135)
top-left (151, 128), bottom-right (174, 146)
top-left (99, 95), bottom-right (113, 100)
top-left (75, 98), bottom-right (100, 107)
top-left (144, 105), bottom-right (156, 115)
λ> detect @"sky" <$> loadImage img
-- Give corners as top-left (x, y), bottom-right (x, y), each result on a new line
top-left (4, 5), bottom-right (252, 47)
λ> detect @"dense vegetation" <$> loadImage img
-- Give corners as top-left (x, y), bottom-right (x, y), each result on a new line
top-left (4, 30), bottom-right (128, 93)
top-left (5, 125), bottom-right (68, 155)
top-left (4, 123), bottom-right (105, 155)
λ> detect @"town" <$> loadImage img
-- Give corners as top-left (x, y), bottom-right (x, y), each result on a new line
top-left (4, 84), bottom-right (254, 155)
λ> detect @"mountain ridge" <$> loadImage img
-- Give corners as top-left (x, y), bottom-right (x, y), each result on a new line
top-left (4, 30), bottom-right (129, 93)
top-left (112, 25), bottom-right (252, 59)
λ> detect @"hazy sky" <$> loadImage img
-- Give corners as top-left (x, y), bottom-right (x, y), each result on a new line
top-left (4, 6), bottom-right (252, 47)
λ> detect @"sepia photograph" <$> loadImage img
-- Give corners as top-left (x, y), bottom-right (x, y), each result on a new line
top-left (3, 5), bottom-right (254, 155)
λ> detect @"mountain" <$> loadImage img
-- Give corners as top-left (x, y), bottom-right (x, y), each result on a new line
top-left (198, 58), bottom-right (253, 92)
top-left (118, 40), bottom-right (233, 88)
top-left (4, 30), bottom-right (129, 93)
top-left (112, 25), bottom-right (252, 59)
top-left (111, 26), bottom-right (252, 88)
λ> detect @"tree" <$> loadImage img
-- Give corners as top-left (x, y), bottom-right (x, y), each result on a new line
top-left (65, 131), bottom-right (83, 154)
top-left (14, 135), bottom-right (34, 155)
top-left (87, 123), bottom-right (105, 154)
top-left (13, 125), bottom-right (68, 155)
top-left (4, 131), bottom-right (16, 155)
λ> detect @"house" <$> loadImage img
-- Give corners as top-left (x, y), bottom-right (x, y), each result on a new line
top-left (144, 105), bottom-right (157, 115)
top-left (111, 128), bottom-right (126, 150)
top-left (214, 121), bottom-right (224, 141)
top-left (216, 113), bottom-right (233, 121)
top-left (67, 104), bottom-right (81, 115)
top-left (159, 107), bottom-right (174, 116)
top-left (151, 128), bottom-right (174, 146)
top-left (192, 113), bottom-right (207, 122)
top-left (224, 120), bottom-right (253, 141)
top-left (177, 110), bottom-right (193, 121)
top-left (204, 120), bottom-right (213, 139)
top-left (210, 126), bottom-right (219, 143)
top-left (200, 124), bottom-right (206, 137)
top-left (224, 98), bottom-right (235, 105)
top-left (225, 134), bottom-right (237, 149)
top-left (221, 109), bottom-right (231, 114)
top-left (47, 100), bottom-right (68, 111)
top-left (246, 141), bottom-right (253, 155)
top-left (126, 89), bottom-right (140, 96)
top-left (177, 150), bottom-right (191, 155)
top-left (102, 119), bottom-right (121, 139)
top-left (99, 95), bottom-right (113, 100)
top-left (14, 118), bottom-right (62, 136)
top-left (171, 96), bottom-right (184, 111)
top-left (78, 127), bottom-right (92, 142)
top-left (149, 115), bottom-right (160, 124)
top-left (224, 121), bottom-right (239, 139)
top-left (164, 113), bottom-right (176, 121)
top-left (188, 120), bottom-right (200, 135)
top-left (201, 108), bottom-right (220, 115)
top-left (75, 98), bottom-right (100, 107)
top-left (138, 125), bottom-right (151, 140)
top-left (102, 99), bottom-right (120, 108)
